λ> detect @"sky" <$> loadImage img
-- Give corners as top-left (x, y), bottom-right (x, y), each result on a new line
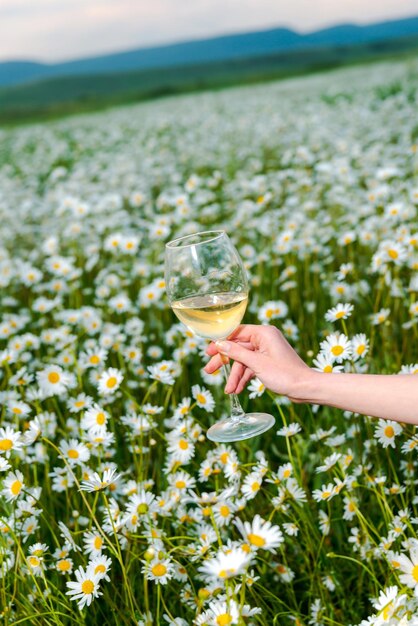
top-left (0, 0), bottom-right (417, 63)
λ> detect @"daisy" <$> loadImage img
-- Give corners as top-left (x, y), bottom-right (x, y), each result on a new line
top-left (97, 368), bottom-right (123, 395)
top-left (168, 471), bottom-right (196, 493)
top-left (55, 557), bottom-right (74, 575)
top-left (59, 439), bottom-right (90, 466)
top-left (142, 556), bottom-right (174, 584)
top-left (351, 333), bottom-right (369, 360)
top-left (0, 457), bottom-right (11, 472)
top-left (258, 300), bottom-right (288, 322)
top-left (83, 531), bottom-right (106, 556)
top-left (371, 308), bottom-right (391, 325)
top-left (320, 333), bottom-right (352, 363)
top-left (108, 293), bottom-right (131, 313)
top-left (284, 477), bottom-right (307, 503)
top-left (2, 470), bottom-right (25, 501)
top-left (0, 426), bottom-right (23, 457)
top-left (148, 361), bottom-right (176, 385)
top-left (167, 436), bottom-right (196, 464)
top-left (87, 554), bottom-right (112, 582)
top-left (234, 514), bottom-right (283, 552)
top-left (374, 419), bottom-right (403, 448)
top-left (79, 468), bottom-right (121, 492)
top-left (312, 353), bottom-right (344, 373)
top-left (198, 547), bottom-right (253, 582)
top-left (318, 510), bottom-right (330, 535)
top-left (6, 400), bottom-right (31, 418)
top-left (397, 546), bottom-right (418, 592)
top-left (191, 385), bottom-right (215, 412)
top-left (247, 378), bottom-right (265, 398)
top-left (315, 452), bottom-right (342, 473)
top-left (79, 347), bottom-right (108, 369)
top-left (80, 404), bottom-right (109, 433)
top-left (283, 522), bottom-right (299, 536)
top-left (312, 483), bottom-right (337, 502)
top-left (276, 423), bottom-right (302, 437)
top-left (67, 393), bottom-right (93, 413)
top-left (272, 561), bottom-right (295, 583)
top-left (324, 303), bottom-right (354, 322)
top-left (66, 565), bottom-right (102, 609)
top-left (206, 598), bottom-right (261, 624)
top-left (241, 472), bottom-right (263, 500)
top-left (37, 364), bottom-right (71, 396)
top-left (372, 585), bottom-right (407, 622)
top-left (212, 501), bottom-right (236, 527)
top-left (124, 489), bottom-right (158, 528)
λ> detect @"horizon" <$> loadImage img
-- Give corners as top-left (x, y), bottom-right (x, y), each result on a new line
top-left (0, 0), bottom-right (417, 63)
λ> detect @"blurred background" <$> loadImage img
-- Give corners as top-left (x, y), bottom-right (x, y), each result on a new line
top-left (0, 0), bottom-right (417, 123)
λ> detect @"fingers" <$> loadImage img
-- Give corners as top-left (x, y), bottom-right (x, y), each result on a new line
top-left (204, 353), bottom-right (225, 373)
top-left (234, 368), bottom-right (255, 394)
top-left (206, 340), bottom-right (253, 356)
top-left (224, 361), bottom-right (246, 393)
top-left (213, 339), bottom-right (260, 372)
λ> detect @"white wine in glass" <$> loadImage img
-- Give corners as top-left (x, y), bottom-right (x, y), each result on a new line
top-left (165, 230), bottom-right (275, 442)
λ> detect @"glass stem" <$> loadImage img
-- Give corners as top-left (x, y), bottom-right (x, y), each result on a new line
top-left (221, 361), bottom-right (245, 421)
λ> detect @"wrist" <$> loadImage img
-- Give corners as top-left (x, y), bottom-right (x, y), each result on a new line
top-left (290, 368), bottom-right (326, 404)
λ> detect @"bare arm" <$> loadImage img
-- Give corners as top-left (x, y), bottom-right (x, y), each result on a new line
top-left (302, 372), bottom-right (418, 425)
top-left (204, 324), bottom-right (418, 425)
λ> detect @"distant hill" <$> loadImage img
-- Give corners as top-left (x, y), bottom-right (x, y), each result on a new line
top-left (1, 32), bottom-right (418, 125)
top-left (1, 15), bottom-right (418, 88)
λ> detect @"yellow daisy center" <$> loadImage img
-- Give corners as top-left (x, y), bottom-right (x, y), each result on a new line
top-left (81, 580), bottom-right (94, 594)
top-left (28, 556), bottom-right (40, 567)
top-left (0, 439), bottom-right (13, 451)
top-left (94, 537), bottom-right (103, 550)
top-left (106, 377), bottom-right (117, 388)
top-left (384, 426), bottom-right (395, 438)
top-left (48, 372), bottom-right (60, 384)
top-left (96, 413), bottom-right (106, 425)
top-left (413, 565), bottom-right (418, 582)
top-left (248, 533), bottom-right (266, 547)
top-left (151, 563), bottom-right (167, 577)
top-left (11, 480), bottom-right (22, 496)
top-left (137, 503), bottom-right (149, 515)
top-left (179, 439), bottom-right (189, 450)
top-left (175, 480), bottom-right (186, 489)
top-left (196, 394), bottom-right (206, 404)
top-left (331, 345), bottom-right (343, 356)
top-left (219, 505), bottom-right (230, 517)
top-left (335, 311), bottom-right (345, 319)
top-left (68, 449), bottom-right (79, 459)
top-left (95, 564), bottom-right (106, 574)
top-left (90, 355), bottom-right (100, 364)
top-left (216, 614), bottom-right (233, 626)
top-left (57, 559), bottom-right (71, 571)
top-left (388, 249), bottom-right (398, 259)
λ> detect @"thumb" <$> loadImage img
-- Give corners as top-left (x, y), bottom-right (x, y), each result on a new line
top-left (215, 340), bottom-right (259, 371)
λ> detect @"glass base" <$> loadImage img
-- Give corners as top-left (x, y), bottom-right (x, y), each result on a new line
top-left (206, 412), bottom-right (275, 443)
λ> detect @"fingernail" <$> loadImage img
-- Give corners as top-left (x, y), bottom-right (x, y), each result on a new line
top-left (215, 340), bottom-right (230, 354)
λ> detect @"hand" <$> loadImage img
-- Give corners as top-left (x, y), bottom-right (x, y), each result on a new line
top-left (204, 324), bottom-right (315, 401)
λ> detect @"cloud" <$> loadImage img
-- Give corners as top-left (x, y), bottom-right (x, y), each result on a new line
top-left (0, 0), bottom-right (417, 62)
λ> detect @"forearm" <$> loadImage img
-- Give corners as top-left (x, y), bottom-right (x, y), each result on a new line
top-left (300, 372), bottom-right (418, 425)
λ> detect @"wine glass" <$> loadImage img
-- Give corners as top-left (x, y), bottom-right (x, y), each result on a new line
top-left (164, 229), bottom-right (275, 442)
